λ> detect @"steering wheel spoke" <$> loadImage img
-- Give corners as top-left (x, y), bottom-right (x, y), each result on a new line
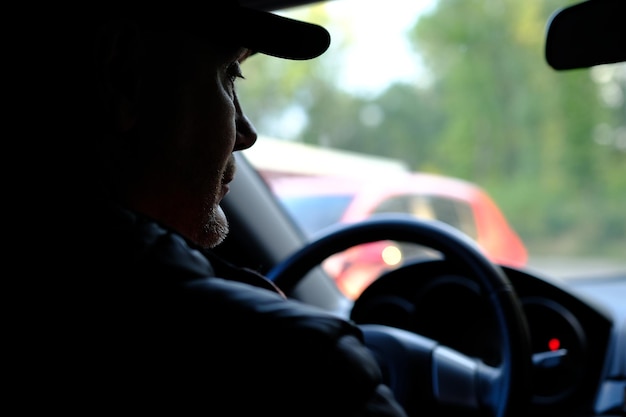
top-left (361, 323), bottom-right (506, 415)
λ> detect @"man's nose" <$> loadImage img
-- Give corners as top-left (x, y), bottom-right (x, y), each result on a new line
top-left (235, 111), bottom-right (258, 151)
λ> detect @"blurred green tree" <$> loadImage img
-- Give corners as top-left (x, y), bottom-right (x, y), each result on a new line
top-left (238, 0), bottom-right (625, 257)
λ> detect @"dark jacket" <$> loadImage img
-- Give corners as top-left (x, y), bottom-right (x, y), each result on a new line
top-left (35, 203), bottom-right (407, 416)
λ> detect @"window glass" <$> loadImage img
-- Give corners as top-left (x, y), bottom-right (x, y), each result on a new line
top-left (241, 0), bottom-right (626, 298)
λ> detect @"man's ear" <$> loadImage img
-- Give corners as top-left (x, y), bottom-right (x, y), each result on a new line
top-left (95, 20), bottom-right (141, 133)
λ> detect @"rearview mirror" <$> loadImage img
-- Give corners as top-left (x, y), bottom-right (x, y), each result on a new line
top-left (545, 0), bottom-right (626, 70)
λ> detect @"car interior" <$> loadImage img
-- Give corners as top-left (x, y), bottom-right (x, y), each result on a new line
top-left (11, 0), bottom-right (624, 415)
top-left (209, 0), bottom-right (625, 416)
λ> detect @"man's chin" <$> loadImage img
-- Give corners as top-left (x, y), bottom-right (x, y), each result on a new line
top-left (204, 205), bottom-right (229, 249)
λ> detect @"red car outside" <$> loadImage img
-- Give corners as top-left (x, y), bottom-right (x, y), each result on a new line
top-left (267, 172), bottom-right (528, 299)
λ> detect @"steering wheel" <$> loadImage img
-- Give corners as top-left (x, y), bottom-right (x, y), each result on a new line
top-left (266, 214), bottom-right (532, 417)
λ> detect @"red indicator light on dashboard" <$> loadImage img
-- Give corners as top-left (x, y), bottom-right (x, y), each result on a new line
top-left (548, 338), bottom-right (561, 351)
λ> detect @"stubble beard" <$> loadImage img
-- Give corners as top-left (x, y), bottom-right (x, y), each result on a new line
top-left (203, 204), bottom-right (229, 248)
top-left (198, 157), bottom-right (236, 249)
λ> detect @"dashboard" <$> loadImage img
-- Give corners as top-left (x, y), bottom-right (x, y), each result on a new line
top-left (350, 260), bottom-right (625, 416)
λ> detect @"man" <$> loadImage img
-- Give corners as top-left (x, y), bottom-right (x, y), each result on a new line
top-left (24, 1), bottom-right (408, 416)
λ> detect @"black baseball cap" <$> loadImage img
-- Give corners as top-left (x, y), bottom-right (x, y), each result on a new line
top-left (122, 0), bottom-right (331, 60)
top-left (229, 3), bottom-right (331, 60)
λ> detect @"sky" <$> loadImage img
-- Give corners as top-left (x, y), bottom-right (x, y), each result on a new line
top-left (320, 0), bottom-right (436, 95)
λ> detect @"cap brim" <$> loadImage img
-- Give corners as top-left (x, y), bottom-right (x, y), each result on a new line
top-left (235, 6), bottom-right (331, 60)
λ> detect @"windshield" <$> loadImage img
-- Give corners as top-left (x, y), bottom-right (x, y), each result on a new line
top-left (239, 0), bottom-right (626, 298)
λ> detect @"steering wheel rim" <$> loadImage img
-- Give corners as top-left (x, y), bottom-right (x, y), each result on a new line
top-left (267, 214), bottom-right (532, 417)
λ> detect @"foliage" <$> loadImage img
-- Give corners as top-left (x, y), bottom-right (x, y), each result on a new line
top-left (238, 0), bottom-right (625, 258)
